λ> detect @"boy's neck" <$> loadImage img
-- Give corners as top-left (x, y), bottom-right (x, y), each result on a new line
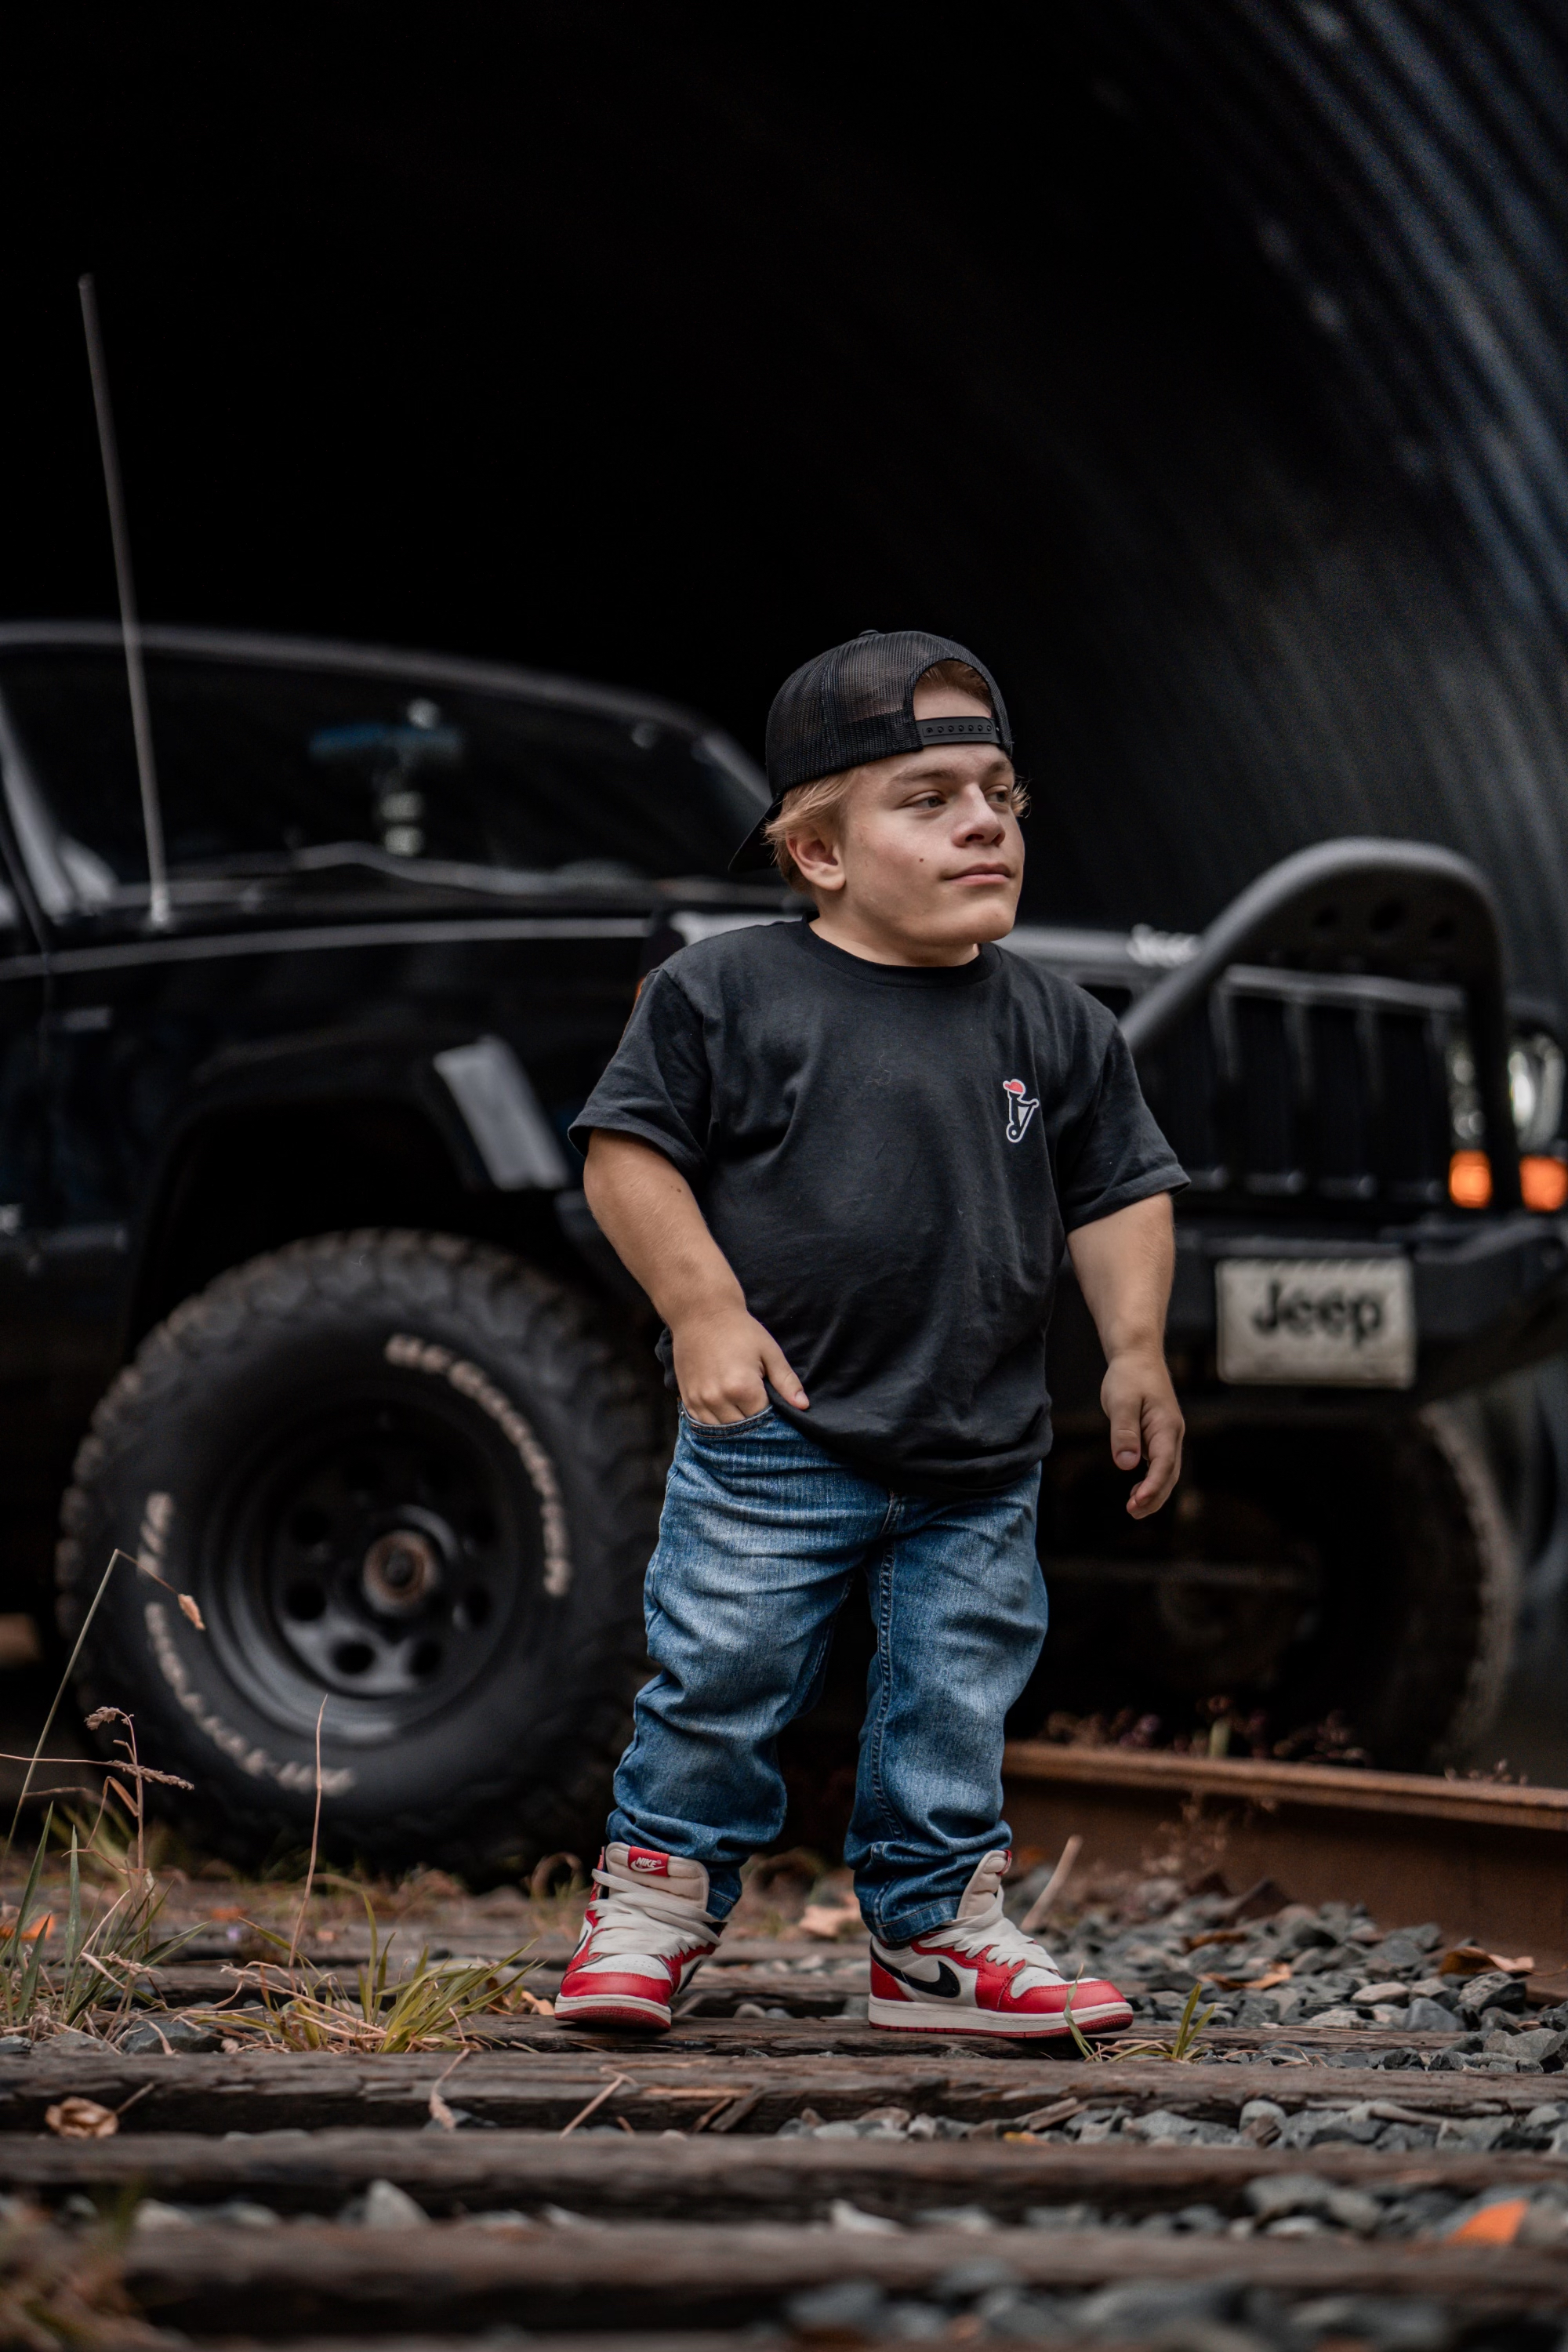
top-left (809, 906), bottom-right (984, 969)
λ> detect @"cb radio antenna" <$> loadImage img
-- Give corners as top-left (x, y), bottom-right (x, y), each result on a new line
top-left (78, 273), bottom-right (170, 931)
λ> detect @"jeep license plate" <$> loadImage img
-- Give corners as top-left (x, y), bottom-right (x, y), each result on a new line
top-left (1215, 1258), bottom-right (1416, 1387)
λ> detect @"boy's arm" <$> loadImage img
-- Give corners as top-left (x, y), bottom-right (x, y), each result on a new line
top-left (1065, 1192), bottom-right (1184, 1519)
top-left (583, 1130), bottom-right (810, 1425)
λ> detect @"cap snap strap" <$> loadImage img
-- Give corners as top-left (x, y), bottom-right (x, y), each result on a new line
top-left (915, 715), bottom-right (1002, 746)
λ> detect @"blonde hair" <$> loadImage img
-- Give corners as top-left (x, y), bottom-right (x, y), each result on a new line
top-left (763, 659), bottom-right (1025, 893)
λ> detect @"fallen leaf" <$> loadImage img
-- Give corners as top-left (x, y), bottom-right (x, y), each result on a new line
top-left (1181, 1929), bottom-right (1249, 1953)
top-left (1449, 2198), bottom-right (1530, 2246)
top-left (45, 2097), bottom-right (118, 2140)
top-left (428, 2087), bottom-right (458, 2131)
top-left (2, 1915), bottom-right (54, 1946)
top-left (1440, 1946), bottom-right (1534, 1977)
top-left (178, 1593), bottom-right (205, 1632)
top-left (1250, 1964), bottom-right (1294, 1991)
top-left (206, 1906), bottom-right (244, 1922)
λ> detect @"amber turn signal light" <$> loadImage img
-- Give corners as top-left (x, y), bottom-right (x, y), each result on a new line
top-left (1521, 1155), bottom-right (1568, 1212)
top-left (1448, 1150), bottom-right (1493, 1208)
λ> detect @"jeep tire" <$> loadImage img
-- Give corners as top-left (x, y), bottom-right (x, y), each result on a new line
top-left (56, 1232), bottom-right (665, 1875)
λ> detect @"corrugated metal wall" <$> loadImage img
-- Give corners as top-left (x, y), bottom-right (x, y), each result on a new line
top-left (1007, 1), bottom-right (1568, 1007)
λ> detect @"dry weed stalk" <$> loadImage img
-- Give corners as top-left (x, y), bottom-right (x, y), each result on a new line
top-left (193, 1726), bottom-right (543, 2051)
top-left (0, 2207), bottom-right (162, 2350)
top-left (194, 1881), bottom-right (545, 2053)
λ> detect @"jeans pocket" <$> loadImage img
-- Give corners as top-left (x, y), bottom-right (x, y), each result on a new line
top-left (679, 1403), bottom-right (775, 1438)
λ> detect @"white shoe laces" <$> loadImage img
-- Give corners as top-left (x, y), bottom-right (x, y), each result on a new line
top-left (921, 1897), bottom-right (1067, 1998)
top-left (574, 1866), bottom-right (720, 1969)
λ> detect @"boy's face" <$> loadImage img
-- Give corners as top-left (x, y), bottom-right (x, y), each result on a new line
top-left (784, 676), bottom-right (1025, 962)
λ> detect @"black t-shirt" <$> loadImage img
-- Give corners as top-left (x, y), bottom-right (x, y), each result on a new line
top-left (571, 920), bottom-right (1186, 1497)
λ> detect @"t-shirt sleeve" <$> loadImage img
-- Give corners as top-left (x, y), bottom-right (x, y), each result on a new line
top-left (1054, 1014), bottom-right (1189, 1232)
top-left (568, 966), bottom-right (713, 1182)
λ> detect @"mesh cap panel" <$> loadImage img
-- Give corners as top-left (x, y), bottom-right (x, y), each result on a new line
top-left (731, 629), bottom-right (1012, 873)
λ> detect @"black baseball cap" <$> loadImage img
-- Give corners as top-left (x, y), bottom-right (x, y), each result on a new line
top-left (729, 628), bottom-right (1013, 875)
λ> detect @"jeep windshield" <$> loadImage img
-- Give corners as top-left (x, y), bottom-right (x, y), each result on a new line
top-left (0, 649), bottom-right (769, 920)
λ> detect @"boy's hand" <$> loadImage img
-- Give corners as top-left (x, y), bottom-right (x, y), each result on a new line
top-left (583, 1132), bottom-right (809, 1425)
top-left (1102, 1346), bottom-right (1184, 1518)
top-left (673, 1300), bottom-right (810, 1425)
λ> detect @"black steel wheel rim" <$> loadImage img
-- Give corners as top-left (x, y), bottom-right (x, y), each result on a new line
top-left (202, 1376), bottom-right (540, 1744)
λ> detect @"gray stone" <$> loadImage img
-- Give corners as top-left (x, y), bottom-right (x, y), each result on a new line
top-left (0, 2034), bottom-right (29, 2057)
top-left (345, 2178), bottom-right (429, 2230)
top-left (1023, 2203), bottom-right (1098, 2230)
top-left (829, 2199), bottom-right (902, 2234)
top-left (1245, 2172), bottom-right (1331, 2220)
top-left (931, 2258), bottom-right (1022, 2301)
top-left (1076, 2279), bottom-right (1237, 2333)
top-left (1497, 2027), bottom-right (1566, 2064)
top-left (206, 2200), bottom-right (278, 2229)
top-left (1277, 2108), bottom-right (1381, 2149)
top-left (1324, 2188), bottom-right (1382, 2234)
top-left (1457, 1969), bottom-right (1526, 2018)
top-left (1240, 2098), bottom-right (1285, 2144)
top-left (1365, 1933), bottom-right (1436, 1975)
top-left (119, 2017), bottom-right (224, 2056)
top-left (786, 2281), bottom-right (887, 2335)
top-left (1167, 2204), bottom-right (1228, 2234)
top-left (1437, 2115), bottom-right (1512, 2151)
top-left (1405, 1998), bottom-right (1458, 2031)
top-left (133, 2201), bottom-right (198, 2231)
top-left (1376, 2124), bottom-right (1438, 2151)
top-left (1286, 2295), bottom-right (1448, 2350)
top-left (912, 2205), bottom-right (993, 2234)
top-left (973, 2288), bottom-right (1064, 2341)
top-left (880, 2300), bottom-right (950, 2339)
top-left (1278, 1917), bottom-right (1338, 1955)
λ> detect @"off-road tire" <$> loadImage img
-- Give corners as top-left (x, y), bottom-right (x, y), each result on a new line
top-left (1018, 1402), bottom-right (1518, 1769)
top-left (56, 1231), bottom-right (665, 1875)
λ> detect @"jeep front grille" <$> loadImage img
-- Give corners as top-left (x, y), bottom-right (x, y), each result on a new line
top-left (1138, 964), bottom-right (1458, 1207)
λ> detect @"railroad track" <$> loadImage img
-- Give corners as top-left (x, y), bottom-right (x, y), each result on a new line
top-left (7, 1755), bottom-right (1568, 2349)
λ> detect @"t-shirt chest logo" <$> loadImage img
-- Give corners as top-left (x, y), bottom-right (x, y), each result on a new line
top-left (1002, 1078), bottom-right (1040, 1143)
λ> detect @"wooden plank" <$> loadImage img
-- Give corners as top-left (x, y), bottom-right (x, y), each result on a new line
top-left (1004, 1742), bottom-right (1568, 1966)
top-left (106, 1975), bottom-right (1473, 2061)
top-left (117, 2219), bottom-right (1568, 2334)
top-left (8, 2128), bottom-right (1568, 2220)
top-left (403, 2016), bottom-right (1465, 2060)
top-left (1004, 1741), bottom-right (1568, 1833)
top-left (0, 2050), bottom-right (1551, 2135)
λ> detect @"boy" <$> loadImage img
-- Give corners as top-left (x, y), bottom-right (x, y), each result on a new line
top-left (560, 630), bottom-right (1186, 2037)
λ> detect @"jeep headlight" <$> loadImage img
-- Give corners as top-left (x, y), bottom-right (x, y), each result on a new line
top-left (1509, 1031), bottom-right (1566, 1153)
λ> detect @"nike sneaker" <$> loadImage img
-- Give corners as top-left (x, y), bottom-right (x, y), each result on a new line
top-left (869, 1850), bottom-right (1132, 2038)
top-left (555, 1843), bottom-right (723, 2031)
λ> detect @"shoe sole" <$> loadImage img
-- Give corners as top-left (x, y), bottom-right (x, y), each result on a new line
top-left (868, 1994), bottom-right (1131, 2037)
top-left (554, 1993), bottom-right (670, 2030)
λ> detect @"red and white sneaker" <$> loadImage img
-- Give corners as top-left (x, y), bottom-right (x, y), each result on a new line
top-left (869, 1851), bottom-right (1131, 2039)
top-left (554, 1844), bottom-right (722, 2031)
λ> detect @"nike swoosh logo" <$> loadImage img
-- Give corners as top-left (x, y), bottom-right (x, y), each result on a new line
top-left (877, 1955), bottom-right (962, 2000)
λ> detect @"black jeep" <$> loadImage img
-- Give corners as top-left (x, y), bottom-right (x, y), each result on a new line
top-left (0, 623), bottom-right (1563, 1869)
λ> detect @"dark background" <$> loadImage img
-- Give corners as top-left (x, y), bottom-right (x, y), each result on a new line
top-left (6, 5), bottom-right (1568, 989)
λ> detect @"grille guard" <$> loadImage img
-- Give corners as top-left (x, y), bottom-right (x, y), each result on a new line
top-left (1119, 840), bottom-right (1520, 1210)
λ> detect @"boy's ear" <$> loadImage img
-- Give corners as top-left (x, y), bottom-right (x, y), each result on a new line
top-left (784, 824), bottom-right (846, 895)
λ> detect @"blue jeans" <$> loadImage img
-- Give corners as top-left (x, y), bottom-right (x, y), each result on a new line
top-left (608, 1406), bottom-right (1047, 1944)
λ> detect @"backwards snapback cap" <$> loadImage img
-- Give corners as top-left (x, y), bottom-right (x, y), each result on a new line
top-left (729, 628), bottom-right (1013, 875)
